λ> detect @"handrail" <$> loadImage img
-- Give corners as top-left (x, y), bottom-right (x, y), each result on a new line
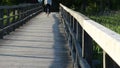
top-left (0, 3), bottom-right (43, 38)
top-left (60, 3), bottom-right (120, 68)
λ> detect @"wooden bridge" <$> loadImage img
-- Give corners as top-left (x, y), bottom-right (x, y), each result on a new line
top-left (0, 3), bottom-right (120, 68)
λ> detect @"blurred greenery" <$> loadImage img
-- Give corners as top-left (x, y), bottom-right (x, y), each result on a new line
top-left (89, 9), bottom-right (120, 68)
top-left (60, 0), bottom-right (120, 67)
top-left (0, 0), bottom-right (38, 5)
top-left (89, 12), bottom-right (120, 34)
top-left (61, 0), bottom-right (120, 15)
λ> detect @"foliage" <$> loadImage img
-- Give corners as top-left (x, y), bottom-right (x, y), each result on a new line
top-left (0, 0), bottom-right (16, 5)
top-left (90, 11), bottom-right (120, 67)
top-left (0, 0), bottom-right (38, 5)
top-left (62, 0), bottom-right (120, 67)
top-left (90, 11), bottom-right (120, 34)
top-left (61, 0), bottom-right (120, 15)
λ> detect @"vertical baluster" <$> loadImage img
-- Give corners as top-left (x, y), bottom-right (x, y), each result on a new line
top-left (18, 6), bottom-right (22, 27)
top-left (0, 9), bottom-right (4, 28)
top-left (82, 30), bottom-right (93, 67)
top-left (76, 22), bottom-right (82, 68)
top-left (6, 8), bottom-right (10, 34)
top-left (23, 6), bottom-right (27, 24)
top-left (12, 7), bottom-right (16, 31)
top-left (74, 21), bottom-right (78, 68)
top-left (15, 7), bottom-right (20, 28)
top-left (6, 8), bottom-right (10, 26)
top-left (26, 6), bottom-right (29, 20)
top-left (103, 51), bottom-right (119, 68)
top-left (0, 8), bottom-right (4, 38)
top-left (13, 8), bottom-right (16, 23)
top-left (17, 7), bottom-right (20, 21)
top-left (20, 7), bottom-right (24, 26)
top-left (9, 8), bottom-right (13, 32)
top-left (77, 23), bottom-right (82, 47)
top-left (73, 18), bottom-right (76, 34)
top-left (103, 51), bottom-right (106, 68)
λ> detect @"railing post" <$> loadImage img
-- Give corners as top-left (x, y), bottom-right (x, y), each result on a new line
top-left (15, 7), bottom-right (19, 28)
top-left (76, 23), bottom-right (82, 47)
top-left (17, 7), bottom-right (21, 21)
top-left (82, 29), bottom-right (84, 57)
top-left (103, 51), bottom-right (119, 68)
top-left (82, 30), bottom-right (93, 67)
top-left (0, 4), bottom-right (42, 39)
top-left (73, 18), bottom-right (76, 32)
top-left (103, 51), bottom-right (106, 68)
top-left (6, 8), bottom-right (10, 26)
top-left (6, 8), bottom-right (11, 34)
top-left (12, 8), bottom-right (16, 23)
top-left (19, 7), bottom-right (23, 26)
top-left (75, 21), bottom-right (82, 68)
top-left (11, 8), bottom-right (16, 31)
top-left (0, 8), bottom-right (4, 39)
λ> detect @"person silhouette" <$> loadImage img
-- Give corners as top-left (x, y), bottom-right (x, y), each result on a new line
top-left (44, 0), bottom-right (52, 16)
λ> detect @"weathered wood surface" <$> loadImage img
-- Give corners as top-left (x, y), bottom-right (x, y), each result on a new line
top-left (0, 13), bottom-right (72, 68)
top-left (60, 4), bottom-right (120, 67)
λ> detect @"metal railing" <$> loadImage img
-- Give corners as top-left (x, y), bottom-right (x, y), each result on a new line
top-left (60, 4), bottom-right (120, 68)
top-left (0, 3), bottom-right (43, 38)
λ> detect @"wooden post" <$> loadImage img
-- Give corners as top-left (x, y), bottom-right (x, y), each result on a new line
top-left (6, 8), bottom-right (10, 26)
top-left (12, 8), bottom-right (16, 31)
top-left (0, 9), bottom-right (4, 39)
top-left (17, 8), bottom-right (20, 21)
top-left (75, 22), bottom-right (82, 68)
top-left (82, 30), bottom-right (93, 67)
top-left (76, 24), bottom-right (82, 47)
top-left (13, 8), bottom-right (16, 23)
top-left (82, 29), bottom-right (85, 58)
top-left (70, 15), bottom-right (73, 28)
top-left (103, 51), bottom-right (106, 68)
top-left (73, 18), bottom-right (76, 33)
top-left (0, 9), bottom-right (3, 25)
top-left (6, 8), bottom-right (11, 34)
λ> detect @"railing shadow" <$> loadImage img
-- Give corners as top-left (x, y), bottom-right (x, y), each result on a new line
top-left (49, 13), bottom-right (72, 68)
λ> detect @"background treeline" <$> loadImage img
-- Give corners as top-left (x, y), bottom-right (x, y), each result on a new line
top-left (0, 0), bottom-right (38, 5)
top-left (1, 0), bottom-right (120, 15)
top-left (61, 0), bottom-right (120, 15)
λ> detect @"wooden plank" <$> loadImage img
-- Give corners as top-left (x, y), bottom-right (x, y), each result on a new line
top-left (0, 56), bottom-right (72, 68)
top-left (0, 13), bottom-right (73, 68)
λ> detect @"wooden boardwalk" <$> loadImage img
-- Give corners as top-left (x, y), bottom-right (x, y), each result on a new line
top-left (0, 13), bottom-right (72, 68)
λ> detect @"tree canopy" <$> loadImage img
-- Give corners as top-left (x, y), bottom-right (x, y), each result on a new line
top-left (61, 0), bottom-right (120, 15)
top-left (0, 0), bottom-right (120, 15)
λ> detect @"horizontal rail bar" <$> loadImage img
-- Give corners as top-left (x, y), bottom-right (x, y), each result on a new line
top-left (60, 3), bottom-right (120, 67)
top-left (0, 3), bottom-right (43, 38)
